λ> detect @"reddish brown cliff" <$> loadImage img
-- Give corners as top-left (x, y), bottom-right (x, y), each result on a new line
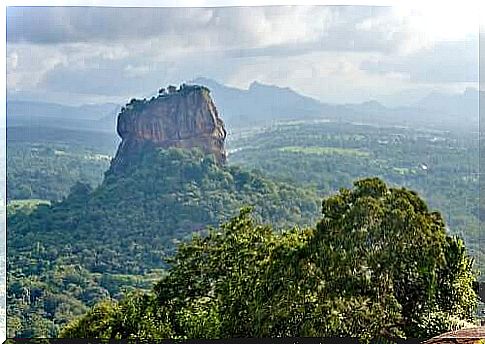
top-left (109, 84), bottom-right (227, 173)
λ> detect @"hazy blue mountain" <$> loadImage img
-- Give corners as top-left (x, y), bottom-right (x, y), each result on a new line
top-left (408, 89), bottom-right (479, 132)
top-left (190, 77), bottom-right (334, 128)
top-left (6, 100), bottom-right (119, 132)
top-left (191, 77), bottom-right (478, 131)
top-left (7, 100), bottom-right (119, 120)
top-left (7, 126), bottom-right (120, 151)
top-left (343, 100), bottom-right (388, 114)
top-left (415, 88), bottom-right (479, 118)
top-left (6, 80), bottom-right (479, 136)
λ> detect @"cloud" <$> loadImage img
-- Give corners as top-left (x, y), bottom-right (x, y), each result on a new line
top-left (7, 7), bottom-right (214, 44)
top-left (6, 5), bottom-right (479, 106)
top-left (7, 6), bottom-right (428, 55)
top-left (360, 39), bottom-right (478, 83)
top-left (7, 44), bottom-right (69, 91)
top-left (6, 41), bottom-right (132, 93)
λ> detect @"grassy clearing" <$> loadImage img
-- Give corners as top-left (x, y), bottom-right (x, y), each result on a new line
top-left (7, 199), bottom-right (51, 214)
top-left (279, 146), bottom-right (370, 157)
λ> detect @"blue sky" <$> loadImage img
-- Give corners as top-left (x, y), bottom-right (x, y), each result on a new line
top-left (6, 4), bottom-right (479, 106)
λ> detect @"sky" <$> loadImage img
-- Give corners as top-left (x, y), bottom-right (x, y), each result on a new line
top-left (6, 4), bottom-right (480, 106)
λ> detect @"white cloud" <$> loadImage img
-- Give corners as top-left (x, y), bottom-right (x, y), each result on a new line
top-left (361, 39), bottom-right (478, 84)
top-left (7, 44), bottom-right (69, 90)
top-left (223, 51), bottom-right (414, 103)
top-left (5, 5), bottom-right (479, 105)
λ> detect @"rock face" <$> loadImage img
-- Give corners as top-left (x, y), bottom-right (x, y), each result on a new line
top-left (109, 85), bottom-right (227, 173)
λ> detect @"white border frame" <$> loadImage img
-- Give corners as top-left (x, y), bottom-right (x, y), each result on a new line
top-left (1, 1), bottom-right (482, 342)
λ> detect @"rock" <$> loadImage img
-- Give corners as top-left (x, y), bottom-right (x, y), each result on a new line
top-left (109, 84), bottom-right (227, 173)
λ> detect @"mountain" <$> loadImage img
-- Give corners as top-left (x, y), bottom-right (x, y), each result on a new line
top-left (6, 100), bottom-right (119, 132)
top-left (7, 100), bottom-right (119, 120)
top-left (343, 100), bottom-right (388, 114)
top-left (191, 78), bottom-right (478, 131)
top-left (6, 126), bottom-right (119, 150)
top-left (111, 85), bottom-right (227, 173)
top-left (415, 88), bottom-right (479, 118)
top-left (7, 80), bottom-right (479, 137)
top-left (7, 85), bottom-right (321, 336)
top-left (190, 77), bottom-right (329, 128)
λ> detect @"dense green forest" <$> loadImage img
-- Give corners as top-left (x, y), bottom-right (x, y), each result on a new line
top-left (228, 121), bottom-right (480, 269)
top-left (6, 119), bottom-right (481, 339)
top-left (7, 143), bottom-right (111, 201)
top-left (7, 147), bottom-right (320, 337)
top-left (60, 179), bottom-right (477, 341)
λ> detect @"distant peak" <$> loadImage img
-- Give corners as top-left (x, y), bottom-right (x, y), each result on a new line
top-left (191, 76), bottom-right (213, 83)
top-left (249, 80), bottom-right (292, 92)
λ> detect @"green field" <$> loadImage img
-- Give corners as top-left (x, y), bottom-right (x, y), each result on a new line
top-left (279, 145), bottom-right (370, 157)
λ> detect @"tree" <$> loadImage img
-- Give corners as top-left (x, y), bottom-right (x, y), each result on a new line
top-left (59, 294), bottom-right (173, 339)
top-left (60, 179), bottom-right (477, 341)
top-left (309, 178), bottom-right (477, 338)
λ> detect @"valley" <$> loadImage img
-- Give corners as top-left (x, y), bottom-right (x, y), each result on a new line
top-left (5, 84), bottom-right (481, 340)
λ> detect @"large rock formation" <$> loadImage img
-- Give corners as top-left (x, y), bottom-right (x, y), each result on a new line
top-left (109, 84), bottom-right (227, 173)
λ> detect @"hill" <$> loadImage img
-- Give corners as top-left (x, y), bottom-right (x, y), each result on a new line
top-left (415, 88), bottom-right (479, 118)
top-left (8, 147), bottom-right (320, 274)
top-left (6, 80), bottom-right (479, 136)
top-left (6, 100), bottom-right (119, 132)
top-left (7, 147), bottom-right (320, 337)
top-left (193, 78), bottom-right (478, 131)
top-left (7, 100), bottom-right (119, 121)
top-left (6, 85), bottom-right (321, 337)
top-left (190, 77), bottom-right (326, 128)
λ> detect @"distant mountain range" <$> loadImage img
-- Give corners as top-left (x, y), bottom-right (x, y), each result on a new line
top-left (189, 77), bottom-right (479, 131)
top-left (6, 100), bottom-right (120, 132)
top-left (6, 78), bottom-right (480, 134)
top-left (189, 77), bottom-right (326, 127)
top-left (414, 87), bottom-right (479, 119)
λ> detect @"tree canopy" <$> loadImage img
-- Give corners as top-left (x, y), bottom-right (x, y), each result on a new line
top-left (7, 147), bottom-right (320, 337)
top-left (60, 178), bottom-right (478, 341)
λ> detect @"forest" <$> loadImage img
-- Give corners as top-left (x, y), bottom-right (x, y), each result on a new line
top-left (7, 147), bottom-right (320, 337)
top-left (228, 121), bottom-right (480, 269)
top-left (5, 119), bottom-right (481, 340)
top-left (7, 143), bottom-right (110, 201)
top-left (60, 179), bottom-right (477, 341)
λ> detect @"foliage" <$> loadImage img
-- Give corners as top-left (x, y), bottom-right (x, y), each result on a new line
top-left (7, 142), bottom-right (112, 201)
top-left (7, 147), bottom-right (320, 337)
top-left (227, 121), bottom-right (480, 276)
top-left (60, 293), bottom-right (174, 339)
top-left (7, 118), bottom-right (481, 339)
top-left (6, 261), bottom-right (161, 338)
top-left (62, 179), bottom-right (478, 341)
